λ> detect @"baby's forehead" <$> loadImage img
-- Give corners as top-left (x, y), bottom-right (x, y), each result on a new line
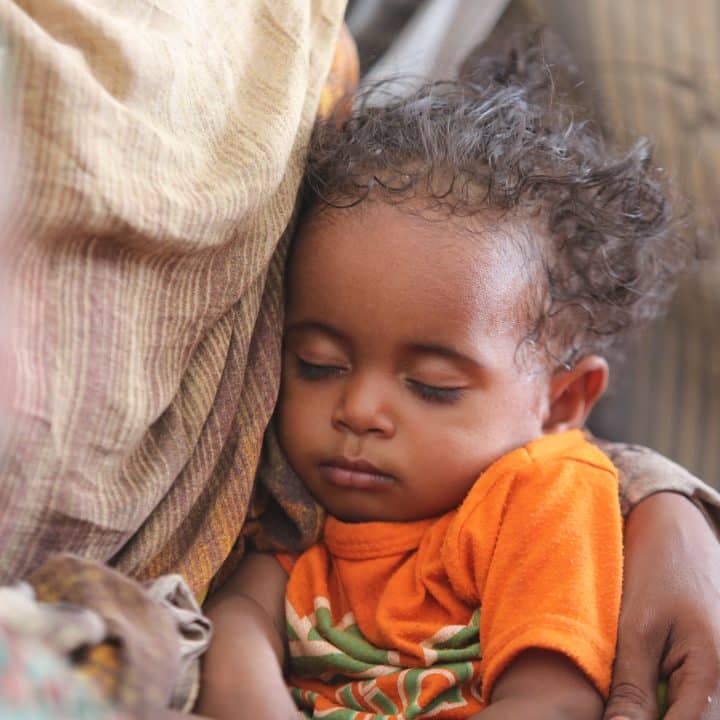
top-left (291, 202), bottom-right (538, 336)
top-left (300, 200), bottom-right (533, 261)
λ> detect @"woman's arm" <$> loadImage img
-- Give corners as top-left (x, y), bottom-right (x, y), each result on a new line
top-left (473, 649), bottom-right (603, 720)
top-left (195, 553), bottom-right (296, 720)
top-left (592, 439), bottom-right (720, 720)
top-left (603, 492), bottom-right (720, 720)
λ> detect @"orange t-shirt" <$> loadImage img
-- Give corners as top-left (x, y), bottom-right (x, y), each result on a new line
top-left (279, 430), bottom-right (623, 719)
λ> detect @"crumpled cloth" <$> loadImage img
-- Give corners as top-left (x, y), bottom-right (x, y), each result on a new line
top-left (0, 582), bottom-right (123, 720)
top-left (0, 621), bottom-right (124, 720)
top-left (241, 423), bottom-right (324, 558)
top-left (145, 574), bottom-right (212, 713)
top-left (0, 554), bottom-right (211, 718)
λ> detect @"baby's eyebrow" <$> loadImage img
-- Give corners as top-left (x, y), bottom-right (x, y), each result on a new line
top-left (407, 342), bottom-right (484, 369)
top-left (285, 320), bottom-right (347, 342)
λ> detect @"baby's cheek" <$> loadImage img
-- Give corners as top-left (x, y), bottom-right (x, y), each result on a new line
top-left (429, 430), bottom-right (495, 484)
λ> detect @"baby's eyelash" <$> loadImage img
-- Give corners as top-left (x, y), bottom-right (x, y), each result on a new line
top-left (295, 357), bottom-right (347, 380)
top-left (407, 380), bottom-right (464, 404)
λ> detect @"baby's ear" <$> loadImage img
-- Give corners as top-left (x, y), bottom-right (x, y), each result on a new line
top-left (542, 355), bottom-right (609, 433)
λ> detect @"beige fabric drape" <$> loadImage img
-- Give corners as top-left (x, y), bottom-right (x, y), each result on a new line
top-left (1, 0), bottom-right (346, 597)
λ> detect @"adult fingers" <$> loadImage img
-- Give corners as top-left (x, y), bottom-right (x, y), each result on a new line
top-left (602, 616), bottom-right (663, 720)
top-left (663, 684), bottom-right (719, 720)
top-left (662, 640), bottom-right (720, 720)
top-left (603, 674), bottom-right (659, 720)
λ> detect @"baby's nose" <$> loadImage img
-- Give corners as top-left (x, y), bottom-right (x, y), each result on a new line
top-left (331, 374), bottom-right (395, 438)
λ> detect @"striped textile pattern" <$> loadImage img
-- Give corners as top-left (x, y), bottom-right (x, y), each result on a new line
top-left (1, 0), bottom-right (346, 597)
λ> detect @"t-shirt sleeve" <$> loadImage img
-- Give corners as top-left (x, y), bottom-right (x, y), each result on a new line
top-left (446, 447), bottom-right (622, 702)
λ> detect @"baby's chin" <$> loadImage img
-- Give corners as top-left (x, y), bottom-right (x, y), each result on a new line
top-left (319, 501), bottom-right (393, 524)
top-left (320, 498), bottom-right (450, 525)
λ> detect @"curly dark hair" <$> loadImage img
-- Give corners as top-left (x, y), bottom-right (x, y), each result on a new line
top-left (302, 45), bottom-right (696, 369)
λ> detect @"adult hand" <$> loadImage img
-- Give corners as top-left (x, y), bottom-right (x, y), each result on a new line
top-left (604, 492), bottom-right (720, 720)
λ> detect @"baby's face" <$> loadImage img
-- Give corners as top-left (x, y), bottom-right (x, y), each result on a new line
top-left (278, 202), bottom-right (550, 523)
